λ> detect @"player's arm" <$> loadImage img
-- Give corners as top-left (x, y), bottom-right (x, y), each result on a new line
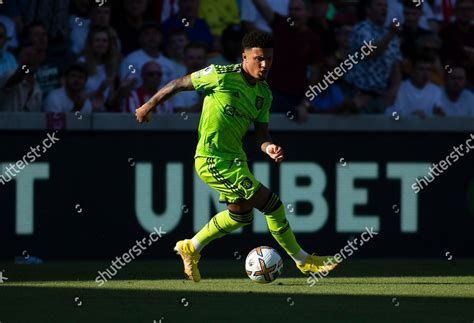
top-left (255, 121), bottom-right (284, 163)
top-left (136, 74), bottom-right (194, 123)
top-left (251, 0), bottom-right (275, 25)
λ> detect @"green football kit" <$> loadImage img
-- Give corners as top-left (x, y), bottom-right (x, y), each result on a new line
top-left (191, 64), bottom-right (272, 204)
top-left (190, 64), bottom-right (303, 258)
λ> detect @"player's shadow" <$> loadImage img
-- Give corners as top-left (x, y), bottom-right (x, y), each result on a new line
top-left (0, 285), bottom-right (472, 323)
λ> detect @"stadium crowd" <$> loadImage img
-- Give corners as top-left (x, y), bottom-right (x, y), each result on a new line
top-left (0, 0), bottom-right (473, 120)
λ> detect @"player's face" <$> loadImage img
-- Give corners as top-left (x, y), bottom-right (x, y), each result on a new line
top-left (242, 48), bottom-right (273, 81)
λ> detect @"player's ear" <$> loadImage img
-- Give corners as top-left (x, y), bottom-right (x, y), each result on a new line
top-left (242, 51), bottom-right (246, 61)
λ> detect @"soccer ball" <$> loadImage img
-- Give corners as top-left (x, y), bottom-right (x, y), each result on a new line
top-left (245, 246), bottom-right (283, 283)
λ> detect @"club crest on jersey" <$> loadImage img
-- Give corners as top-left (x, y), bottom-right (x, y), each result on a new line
top-left (241, 177), bottom-right (253, 189)
top-left (255, 96), bottom-right (264, 110)
top-left (224, 104), bottom-right (236, 116)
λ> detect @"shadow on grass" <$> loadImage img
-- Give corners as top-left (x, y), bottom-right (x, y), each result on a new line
top-left (0, 286), bottom-right (472, 323)
top-left (1, 259), bottom-right (473, 282)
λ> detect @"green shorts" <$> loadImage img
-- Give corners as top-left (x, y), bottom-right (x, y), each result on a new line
top-left (195, 157), bottom-right (262, 204)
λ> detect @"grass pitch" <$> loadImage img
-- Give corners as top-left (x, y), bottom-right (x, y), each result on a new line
top-left (0, 259), bottom-right (473, 323)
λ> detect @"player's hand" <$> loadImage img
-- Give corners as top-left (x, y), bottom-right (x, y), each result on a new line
top-left (266, 144), bottom-right (284, 163)
top-left (135, 105), bottom-right (151, 123)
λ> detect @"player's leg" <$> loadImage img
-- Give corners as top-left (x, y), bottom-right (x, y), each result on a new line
top-left (246, 186), bottom-right (338, 274)
top-left (174, 157), bottom-right (255, 282)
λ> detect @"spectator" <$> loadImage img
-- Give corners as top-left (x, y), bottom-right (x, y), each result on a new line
top-left (149, 0), bottom-right (179, 22)
top-left (240, 0), bottom-right (289, 33)
top-left (0, 22), bottom-right (18, 90)
top-left (0, 41), bottom-right (42, 112)
top-left (113, 0), bottom-right (149, 55)
top-left (20, 0), bottom-right (70, 56)
top-left (419, 0), bottom-right (456, 33)
top-left (0, 0), bottom-right (24, 36)
top-left (172, 43), bottom-right (207, 112)
top-left (307, 0), bottom-right (338, 56)
top-left (0, 15), bottom-right (19, 49)
top-left (208, 24), bottom-right (245, 65)
top-left (162, 0), bottom-right (214, 50)
top-left (70, 1), bottom-right (119, 56)
top-left (344, 0), bottom-right (402, 113)
top-left (440, 65), bottom-right (474, 116)
top-left (22, 22), bottom-right (66, 97)
top-left (440, 0), bottom-right (474, 89)
top-left (386, 54), bottom-right (443, 118)
top-left (43, 63), bottom-right (93, 114)
top-left (120, 22), bottom-right (176, 89)
top-left (298, 55), bottom-right (370, 119)
top-left (198, 0), bottom-right (240, 38)
top-left (165, 29), bottom-right (189, 77)
top-left (399, 0), bottom-right (431, 64)
top-left (252, 0), bottom-right (323, 115)
top-left (79, 26), bottom-right (120, 111)
top-left (406, 33), bottom-right (444, 85)
top-left (122, 61), bottom-right (173, 114)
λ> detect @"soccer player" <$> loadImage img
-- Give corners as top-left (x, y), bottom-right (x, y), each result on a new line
top-left (135, 31), bottom-right (337, 282)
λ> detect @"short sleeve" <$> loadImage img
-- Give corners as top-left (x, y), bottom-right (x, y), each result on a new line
top-left (191, 65), bottom-right (220, 91)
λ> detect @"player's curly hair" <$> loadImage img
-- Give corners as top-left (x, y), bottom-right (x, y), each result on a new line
top-left (241, 31), bottom-right (274, 49)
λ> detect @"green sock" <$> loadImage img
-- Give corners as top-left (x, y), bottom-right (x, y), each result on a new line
top-left (193, 209), bottom-right (253, 249)
top-left (262, 193), bottom-right (302, 256)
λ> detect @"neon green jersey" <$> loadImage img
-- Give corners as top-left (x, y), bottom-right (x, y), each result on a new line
top-left (191, 64), bottom-right (272, 161)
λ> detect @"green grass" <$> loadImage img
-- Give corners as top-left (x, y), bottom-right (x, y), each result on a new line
top-left (0, 259), bottom-right (473, 323)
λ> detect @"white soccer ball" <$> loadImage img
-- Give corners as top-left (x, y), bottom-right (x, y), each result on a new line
top-left (245, 246), bottom-right (283, 283)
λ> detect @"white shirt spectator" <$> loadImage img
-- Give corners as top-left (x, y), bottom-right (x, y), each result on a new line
top-left (0, 15), bottom-right (18, 49)
top-left (78, 56), bottom-right (110, 98)
top-left (171, 90), bottom-right (201, 110)
top-left (240, 0), bottom-right (289, 33)
top-left (120, 49), bottom-right (176, 88)
top-left (43, 87), bottom-right (93, 114)
top-left (441, 89), bottom-right (474, 116)
top-left (386, 79), bottom-right (442, 117)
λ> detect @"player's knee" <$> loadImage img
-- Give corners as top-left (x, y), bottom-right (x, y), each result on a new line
top-left (258, 192), bottom-right (283, 215)
top-left (228, 209), bottom-right (254, 225)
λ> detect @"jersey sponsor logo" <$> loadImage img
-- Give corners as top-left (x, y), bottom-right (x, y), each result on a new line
top-left (223, 105), bottom-right (253, 122)
top-left (255, 96), bottom-right (264, 110)
top-left (241, 177), bottom-right (253, 189)
top-left (195, 71), bottom-right (201, 79)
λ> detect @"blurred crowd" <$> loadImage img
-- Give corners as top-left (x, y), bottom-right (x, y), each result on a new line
top-left (0, 0), bottom-right (473, 120)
